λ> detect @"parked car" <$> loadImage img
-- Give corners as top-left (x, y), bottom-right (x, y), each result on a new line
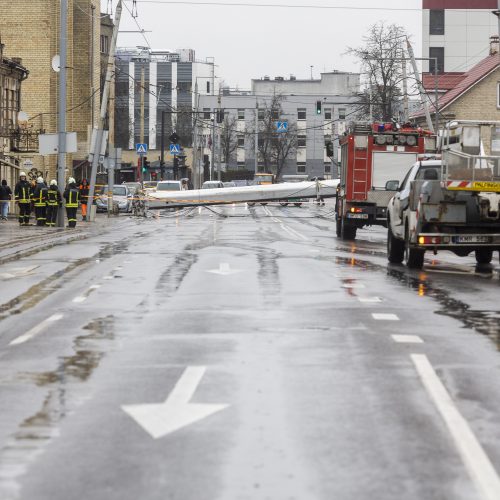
top-left (156, 180), bottom-right (183, 192)
top-left (202, 181), bottom-right (224, 189)
top-left (123, 182), bottom-right (141, 195)
top-left (223, 181), bottom-right (237, 188)
top-left (142, 181), bottom-right (158, 192)
top-left (96, 185), bottom-right (133, 213)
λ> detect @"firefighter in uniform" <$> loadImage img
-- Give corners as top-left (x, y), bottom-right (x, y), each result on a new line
top-left (32, 177), bottom-right (48, 226)
top-left (79, 178), bottom-right (89, 221)
top-left (63, 177), bottom-right (79, 228)
top-left (14, 171), bottom-right (32, 226)
top-left (46, 180), bottom-right (62, 227)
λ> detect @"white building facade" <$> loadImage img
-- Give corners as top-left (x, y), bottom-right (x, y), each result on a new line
top-left (422, 0), bottom-right (498, 73)
top-left (197, 72), bottom-right (361, 180)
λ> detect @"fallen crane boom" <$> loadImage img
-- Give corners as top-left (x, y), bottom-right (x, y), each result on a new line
top-left (147, 180), bottom-right (339, 208)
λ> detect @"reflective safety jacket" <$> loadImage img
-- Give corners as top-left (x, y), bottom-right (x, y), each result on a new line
top-left (33, 183), bottom-right (48, 207)
top-left (64, 184), bottom-right (80, 208)
top-left (14, 180), bottom-right (32, 204)
top-left (47, 186), bottom-right (62, 206)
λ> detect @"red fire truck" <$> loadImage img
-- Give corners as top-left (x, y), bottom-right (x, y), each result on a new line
top-left (335, 122), bottom-right (437, 240)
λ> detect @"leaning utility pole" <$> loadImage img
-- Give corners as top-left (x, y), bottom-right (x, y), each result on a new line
top-left (57, 0), bottom-right (68, 227)
top-left (87, 0), bottom-right (122, 215)
top-left (139, 65), bottom-right (145, 182)
top-left (407, 38), bottom-right (434, 133)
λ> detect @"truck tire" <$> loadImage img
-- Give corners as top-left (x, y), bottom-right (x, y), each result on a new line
top-left (260, 202), bottom-right (268, 206)
top-left (387, 223), bottom-right (404, 264)
top-left (247, 202), bottom-right (255, 207)
top-left (341, 218), bottom-right (357, 240)
top-left (280, 202), bottom-right (288, 206)
top-left (294, 203), bottom-right (302, 207)
top-left (404, 226), bottom-right (424, 269)
top-left (475, 248), bottom-right (493, 264)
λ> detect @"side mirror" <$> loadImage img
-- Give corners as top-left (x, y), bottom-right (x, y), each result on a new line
top-left (385, 180), bottom-right (400, 191)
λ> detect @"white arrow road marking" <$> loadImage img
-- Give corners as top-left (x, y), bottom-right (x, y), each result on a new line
top-left (412, 354), bottom-right (500, 500)
top-left (206, 263), bottom-right (242, 276)
top-left (121, 366), bottom-right (229, 439)
top-left (9, 313), bottom-right (63, 346)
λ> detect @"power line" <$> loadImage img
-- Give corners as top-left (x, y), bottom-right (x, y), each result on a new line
top-left (122, 1), bottom-right (151, 48)
top-left (129, 1), bottom-right (421, 11)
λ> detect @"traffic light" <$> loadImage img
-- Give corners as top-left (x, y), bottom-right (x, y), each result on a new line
top-left (169, 132), bottom-right (179, 144)
top-left (316, 100), bottom-right (322, 115)
top-left (326, 141), bottom-right (334, 158)
top-left (142, 156), bottom-right (149, 173)
top-left (216, 109), bottom-right (224, 123)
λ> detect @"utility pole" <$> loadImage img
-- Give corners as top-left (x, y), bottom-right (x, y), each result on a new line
top-left (139, 65), bottom-right (145, 183)
top-left (192, 81), bottom-right (199, 188)
top-left (217, 92), bottom-right (222, 181)
top-left (402, 57), bottom-right (409, 122)
top-left (254, 100), bottom-right (259, 173)
top-left (87, 0), bottom-right (122, 216)
top-left (210, 110), bottom-right (215, 181)
top-left (160, 111), bottom-right (165, 180)
top-left (407, 38), bottom-right (434, 133)
top-left (57, 0), bottom-right (68, 227)
top-left (107, 68), bottom-right (116, 214)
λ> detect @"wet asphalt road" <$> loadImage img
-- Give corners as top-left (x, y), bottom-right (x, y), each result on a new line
top-left (1, 202), bottom-right (500, 500)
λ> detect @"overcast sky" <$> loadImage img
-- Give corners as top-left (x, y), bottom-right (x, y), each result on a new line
top-left (116, 0), bottom-right (423, 88)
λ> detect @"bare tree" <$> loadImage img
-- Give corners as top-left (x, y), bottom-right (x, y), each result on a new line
top-left (252, 94), bottom-right (297, 177)
top-left (220, 114), bottom-right (238, 165)
top-left (347, 22), bottom-right (408, 122)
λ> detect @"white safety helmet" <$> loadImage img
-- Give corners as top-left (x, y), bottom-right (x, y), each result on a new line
top-left (50, 179), bottom-right (57, 186)
top-left (68, 177), bottom-right (76, 184)
top-left (20, 171), bottom-right (26, 177)
top-left (37, 176), bottom-right (44, 183)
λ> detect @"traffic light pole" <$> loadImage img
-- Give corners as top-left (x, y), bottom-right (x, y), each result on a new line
top-left (160, 111), bottom-right (165, 180)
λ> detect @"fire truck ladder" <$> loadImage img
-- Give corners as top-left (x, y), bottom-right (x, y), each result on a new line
top-left (351, 124), bottom-right (371, 200)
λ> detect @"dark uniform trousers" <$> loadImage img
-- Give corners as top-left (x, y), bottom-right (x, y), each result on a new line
top-left (66, 207), bottom-right (77, 227)
top-left (18, 203), bottom-right (30, 225)
top-left (34, 205), bottom-right (47, 226)
top-left (46, 205), bottom-right (58, 226)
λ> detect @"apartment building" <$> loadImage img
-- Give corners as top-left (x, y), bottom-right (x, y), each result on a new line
top-left (0, 0), bottom-right (102, 179)
top-left (422, 0), bottom-right (498, 74)
top-left (114, 47), bottom-right (217, 165)
top-left (197, 72), bottom-right (361, 180)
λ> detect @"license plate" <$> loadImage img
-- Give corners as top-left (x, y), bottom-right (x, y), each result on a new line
top-left (454, 235), bottom-right (492, 244)
top-left (347, 213), bottom-right (368, 219)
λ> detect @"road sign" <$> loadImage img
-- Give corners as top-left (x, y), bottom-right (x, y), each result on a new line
top-left (136, 143), bottom-right (148, 154)
top-left (276, 121), bottom-right (288, 133)
top-left (170, 144), bottom-right (181, 155)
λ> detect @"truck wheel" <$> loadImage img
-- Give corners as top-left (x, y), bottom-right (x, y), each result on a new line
top-left (404, 226), bottom-right (424, 269)
top-left (387, 224), bottom-right (404, 264)
top-left (247, 202), bottom-right (255, 207)
top-left (260, 202), bottom-right (268, 206)
top-left (475, 248), bottom-right (493, 264)
top-left (341, 218), bottom-right (357, 240)
top-left (280, 202), bottom-right (288, 206)
top-left (294, 203), bottom-right (302, 207)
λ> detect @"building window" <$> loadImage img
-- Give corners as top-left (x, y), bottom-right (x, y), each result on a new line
top-left (324, 134), bottom-right (332, 144)
top-left (429, 47), bottom-right (444, 74)
top-left (429, 10), bottom-right (445, 36)
top-left (297, 162), bottom-right (306, 173)
top-left (237, 135), bottom-right (245, 147)
top-left (203, 108), bottom-right (211, 120)
top-left (297, 108), bottom-right (306, 120)
top-left (497, 83), bottom-right (500, 108)
top-left (100, 35), bottom-right (109, 54)
top-left (258, 137), bottom-right (264, 148)
top-left (258, 108), bottom-right (265, 120)
top-left (237, 161), bottom-right (245, 168)
top-left (271, 109), bottom-right (279, 120)
top-left (297, 135), bottom-right (306, 147)
top-left (206, 81), bottom-right (211, 94)
top-left (324, 108), bottom-right (332, 120)
top-left (338, 108), bottom-right (346, 120)
top-left (238, 109), bottom-right (245, 120)
top-left (324, 163), bottom-right (331, 173)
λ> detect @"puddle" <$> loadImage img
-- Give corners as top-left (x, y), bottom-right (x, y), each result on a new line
top-left (0, 316), bottom-right (114, 499)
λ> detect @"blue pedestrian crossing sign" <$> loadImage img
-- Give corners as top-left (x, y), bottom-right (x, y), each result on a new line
top-left (276, 121), bottom-right (288, 133)
top-left (169, 144), bottom-right (181, 155)
top-left (136, 143), bottom-right (148, 154)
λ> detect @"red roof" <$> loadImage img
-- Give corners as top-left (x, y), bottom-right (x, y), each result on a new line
top-left (422, 72), bottom-right (465, 91)
top-left (413, 53), bottom-right (500, 117)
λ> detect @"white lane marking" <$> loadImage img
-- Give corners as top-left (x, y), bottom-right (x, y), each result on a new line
top-left (358, 297), bottom-right (382, 303)
top-left (10, 314), bottom-right (64, 346)
top-left (121, 366), bottom-right (229, 439)
top-left (206, 263), bottom-right (242, 276)
top-left (392, 335), bottom-right (424, 344)
top-left (283, 224), bottom-right (309, 241)
top-left (89, 284), bottom-right (101, 290)
top-left (372, 313), bottom-right (399, 321)
top-left (412, 354), bottom-right (500, 500)
top-left (342, 283), bottom-right (366, 289)
top-left (72, 296), bottom-right (87, 303)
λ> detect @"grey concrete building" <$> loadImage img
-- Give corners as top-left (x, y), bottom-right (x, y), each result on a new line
top-left (197, 72), bottom-right (361, 180)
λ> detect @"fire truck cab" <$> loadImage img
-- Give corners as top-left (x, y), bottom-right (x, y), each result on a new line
top-left (336, 122), bottom-right (437, 240)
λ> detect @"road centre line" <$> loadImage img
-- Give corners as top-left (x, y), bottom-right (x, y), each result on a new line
top-left (411, 354), bottom-right (500, 500)
top-left (358, 297), bottom-right (382, 303)
top-left (9, 313), bottom-right (64, 346)
top-left (392, 335), bottom-right (423, 344)
top-left (372, 313), bottom-right (399, 321)
top-left (72, 284), bottom-right (101, 303)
